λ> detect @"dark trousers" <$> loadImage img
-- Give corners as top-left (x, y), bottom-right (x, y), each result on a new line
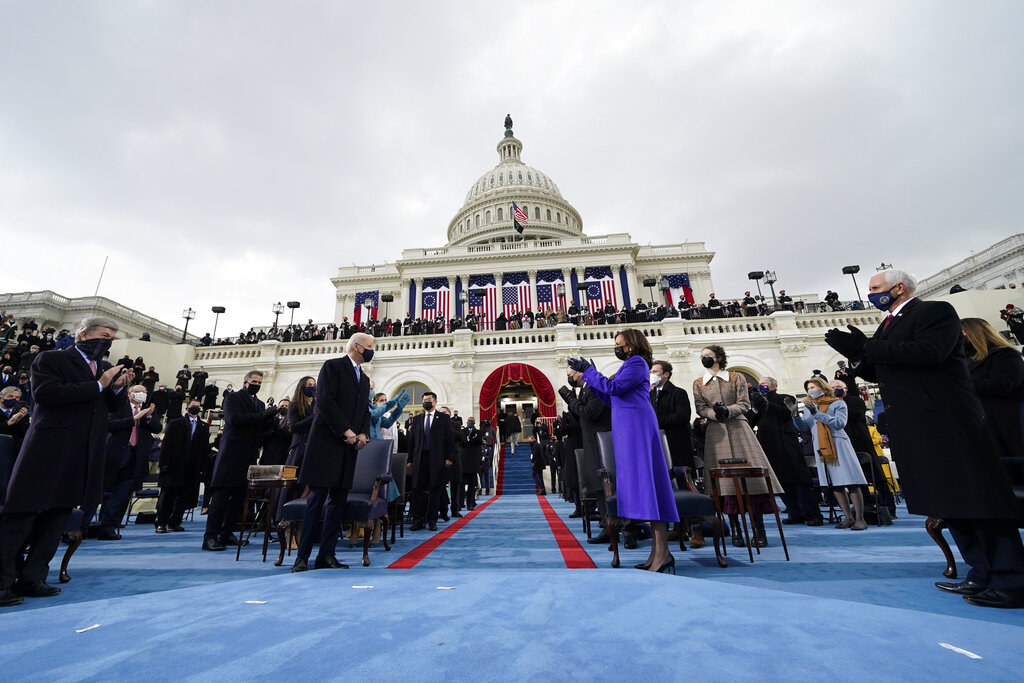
top-left (296, 485), bottom-right (348, 561)
top-left (156, 486), bottom-right (188, 527)
top-left (0, 508), bottom-right (72, 589)
top-left (462, 473), bottom-right (478, 509)
top-left (448, 464), bottom-right (463, 512)
top-left (946, 518), bottom-right (1024, 592)
top-left (532, 470), bottom-right (546, 493)
top-left (203, 486), bottom-right (246, 542)
top-left (99, 459), bottom-right (136, 532)
top-left (413, 452), bottom-right (442, 523)
top-left (780, 483), bottom-right (822, 521)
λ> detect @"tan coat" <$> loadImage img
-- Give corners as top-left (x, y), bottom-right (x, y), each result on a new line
top-left (693, 371), bottom-right (783, 497)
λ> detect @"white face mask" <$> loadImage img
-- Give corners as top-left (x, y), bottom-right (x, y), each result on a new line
top-left (649, 373), bottom-right (661, 386)
top-left (132, 392), bottom-right (148, 403)
top-left (807, 387), bottom-right (825, 399)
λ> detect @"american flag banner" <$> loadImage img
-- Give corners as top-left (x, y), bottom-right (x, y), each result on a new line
top-left (512, 202), bottom-right (528, 234)
top-left (583, 266), bottom-right (616, 314)
top-left (353, 290), bottom-right (379, 327)
top-left (502, 272), bottom-right (532, 318)
top-left (666, 273), bottom-right (694, 305)
top-left (421, 277), bottom-right (450, 330)
top-left (467, 274), bottom-right (497, 330)
top-left (536, 269), bottom-right (565, 311)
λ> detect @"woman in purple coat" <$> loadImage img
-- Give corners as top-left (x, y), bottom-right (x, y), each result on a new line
top-left (569, 329), bottom-right (679, 573)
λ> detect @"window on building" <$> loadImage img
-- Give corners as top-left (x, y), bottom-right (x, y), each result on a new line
top-left (497, 208), bottom-right (503, 220)
top-left (486, 210), bottom-right (491, 223)
top-left (476, 214), bottom-right (480, 227)
top-left (556, 212), bottom-right (561, 223)
top-left (534, 207), bottom-right (540, 219)
top-left (546, 209), bottom-right (552, 221)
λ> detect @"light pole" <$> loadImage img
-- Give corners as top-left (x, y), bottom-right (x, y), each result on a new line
top-left (642, 277), bottom-right (657, 304)
top-left (763, 271), bottom-right (778, 309)
top-left (362, 298), bottom-right (374, 325)
top-left (842, 265), bottom-right (863, 307)
top-left (380, 293), bottom-right (394, 319)
top-left (556, 282), bottom-right (566, 311)
top-left (211, 306), bottom-right (225, 339)
top-left (458, 290), bottom-right (468, 318)
top-left (272, 302), bottom-right (284, 329)
top-left (658, 276), bottom-right (670, 306)
top-left (181, 307), bottom-right (195, 343)
top-left (287, 301), bottom-right (301, 327)
top-left (747, 271), bottom-right (765, 302)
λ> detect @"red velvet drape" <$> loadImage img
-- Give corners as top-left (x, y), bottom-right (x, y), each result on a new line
top-left (478, 363), bottom-right (557, 422)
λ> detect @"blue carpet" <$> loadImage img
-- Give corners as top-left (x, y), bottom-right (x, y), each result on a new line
top-left (2, 487), bottom-right (1023, 679)
top-left (499, 442), bottom-right (536, 494)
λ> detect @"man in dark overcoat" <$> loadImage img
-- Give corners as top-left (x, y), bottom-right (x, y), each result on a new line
top-left (650, 360), bottom-right (695, 472)
top-left (407, 391), bottom-right (456, 531)
top-left (203, 370), bottom-right (277, 551)
top-left (0, 317), bottom-right (130, 605)
top-left (560, 371), bottom-right (612, 543)
top-left (827, 269), bottom-right (1024, 608)
top-left (292, 333), bottom-right (372, 571)
top-left (156, 398), bottom-right (210, 532)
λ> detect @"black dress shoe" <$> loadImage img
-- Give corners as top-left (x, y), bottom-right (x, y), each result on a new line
top-left (409, 521), bottom-right (425, 531)
top-left (0, 589), bottom-right (24, 607)
top-left (623, 532), bottom-right (638, 550)
top-left (587, 531), bottom-right (610, 544)
top-left (314, 555), bottom-right (349, 569)
top-left (451, 511), bottom-right (463, 518)
top-left (13, 580), bottom-right (61, 598)
top-left (220, 535), bottom-right (249, 547)
top-left (169, 525), bottom-right (186, 532)
top-left (963, 588), bottom-right (1024, 609)
top-left (155, 526), bottom-right (168, 534)
top-left (291, 557), bottom-right (308, 573)
top-left (202, 538), bottom-right (227, 551)
top-left (782, 517), bottom-right (805, 525)
top-left (805, 519), bottom-right (824, 527)
top-left (441, 515), bottom-right (450, 522)
top-left (428, 523), bottom-right (438, 531)
top-left (96, 530), bottom-right (121, 540)
top-left (935, 579), bottom-right (987, 596)
top-left (569, 510), bottom-right (583, 519)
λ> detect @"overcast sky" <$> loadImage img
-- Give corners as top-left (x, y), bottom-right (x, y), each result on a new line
top-left (2, 1), bottom-right (1021, 335)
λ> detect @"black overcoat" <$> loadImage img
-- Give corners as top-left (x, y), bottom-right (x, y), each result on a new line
top-left (969, 346), bottom-right (1024, 461)
top-left (299, 356), bottom-right (370, 489)
top-left (159, 416), bottom-right (209, 507)
top-left (565, 384), bottom-right (611, 493)
top-left (5, 347), bottom-right (128, 512)
top-left (460, 427), bottom-right (483, 473)
top-left (209, 388), bottom-right (270, 488)
top-left (858, 298), bottom-right (1020, 519)
top-left (748, 391), bottom-right (810, 484)
top-left (651, 380), bottom-right (695, 469)
top-left (408, 410), bottom-right (457, 488)
top-left (104, 402), bottom-right (162, 490)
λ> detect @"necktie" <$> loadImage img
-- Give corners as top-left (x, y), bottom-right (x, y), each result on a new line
top-left (425, 413), bottom-right (432, 433)
top-left (89, 360), bottom-right (97, 376)
top-left (130, 406), bottom-right (139, 446)
top-left (190, 418), bottom-right (196, 437)
top-left (354, 362), bottom-right (361, 383)
top-left (883, 314), bottom-right (894, 330)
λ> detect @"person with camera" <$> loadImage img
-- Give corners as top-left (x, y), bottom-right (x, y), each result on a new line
top-left (0, 317), bottom-right (131, 606)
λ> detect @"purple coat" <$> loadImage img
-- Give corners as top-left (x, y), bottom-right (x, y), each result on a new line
top-left (583, 356), bottom-right (679, 523)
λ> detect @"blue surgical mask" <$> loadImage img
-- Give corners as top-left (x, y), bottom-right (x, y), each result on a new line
top-left (303, 386), bottom-right (316, 397)
top-left (868, 287), bottom-right (898, 311)
top-left (833, 388), bottom-right (846, 397)
top-left (758, 385), bottom-right (770, 394)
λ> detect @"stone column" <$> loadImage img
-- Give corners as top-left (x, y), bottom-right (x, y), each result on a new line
top-left (561, 267), bottom-right (573, 310)
top-left (447, 275), bottom-right (457, 323)
top-left (625, 263), bottom-right (640, 308)
top-left (528, 269), bottom-right (538, 312)
top-left (611, 266), bottom-right (625, 309)
top-left (459, 274), bottom-right (470, 318)
top-left (414, 277), bottom-right (424, 318)
top-left (399, 278), bottom-right (410, 317)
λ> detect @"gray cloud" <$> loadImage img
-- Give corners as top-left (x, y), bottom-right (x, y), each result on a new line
top-left (2, 1), bottom-right (1021, 334)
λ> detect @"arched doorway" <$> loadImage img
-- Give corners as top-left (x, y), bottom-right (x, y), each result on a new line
top-left (478, 363), bottom-right (557, 423)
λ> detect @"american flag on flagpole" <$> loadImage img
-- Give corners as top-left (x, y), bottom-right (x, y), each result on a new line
top-left (512, 202), bottom-right (527, 234)
top-left (467, 274), bottom-right (497, 330)
top-left (666, 273), bottom-right (694, 305)
top-left (583, 267), bottom-right (616, 314)
top-left (502, 272), bottom-right (532, 317)
top-left (353, 290), bottom-right (379, 326)
top-left (421, 277), bottom-right (450, 330)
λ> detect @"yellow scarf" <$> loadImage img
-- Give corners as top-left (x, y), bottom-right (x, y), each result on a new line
top-left (813, 396), bottom-right (843, 466)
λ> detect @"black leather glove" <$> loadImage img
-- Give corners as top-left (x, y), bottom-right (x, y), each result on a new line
top-left (802, 399), bottom-right (817, 415)
top-left (712, 402), bottom-right (728, 421)
top-left (824, 324), bottom-right (868, 359)
top-left (558, 386), bottom-right (574, 403)
top-left (750, 391), bottom-right (767, 410)
top-left (567, 356), bottom-right (592, 373)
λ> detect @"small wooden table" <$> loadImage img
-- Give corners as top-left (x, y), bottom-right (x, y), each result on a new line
top-left (236, 478), bottom-right (295, 562)
top-left (708, 465), bottom-right (790, 563)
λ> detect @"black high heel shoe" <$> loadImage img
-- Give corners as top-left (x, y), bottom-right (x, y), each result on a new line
top-left (654, 555), bottom-right (676, 574)
top-left (634, 561), bottom-right (652, 570)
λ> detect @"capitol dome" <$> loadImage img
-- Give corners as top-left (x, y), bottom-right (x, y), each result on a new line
top-left (446, 116), bottom-right (584, 247)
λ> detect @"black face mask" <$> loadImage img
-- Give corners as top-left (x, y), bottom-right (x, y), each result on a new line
top-left (187, 405), bottom-right (201, 416)
top-left (701, 356), bottom-right (716, 369)
top-left (614, 346), bottom-right (629, 361)
top-left (422, 401), bottom-right (434, 411)
top-left (77, 337), bottom-right (112, 361)
top-left (247, 383), bottom-right (261, 396)
top-left (566, 376), bottom-right (578, 387)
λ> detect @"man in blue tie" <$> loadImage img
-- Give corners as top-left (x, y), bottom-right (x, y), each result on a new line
top-left (408, 391), bottom-right (457, 532)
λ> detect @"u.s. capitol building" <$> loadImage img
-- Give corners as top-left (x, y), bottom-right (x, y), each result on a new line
top-left (174, 117), bottom-right (880, 420)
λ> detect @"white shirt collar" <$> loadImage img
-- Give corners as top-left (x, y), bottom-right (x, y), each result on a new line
top-left (889, 296), bottom-right (916, 318)
top-left (701, 370), bottom-right (729, 385)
